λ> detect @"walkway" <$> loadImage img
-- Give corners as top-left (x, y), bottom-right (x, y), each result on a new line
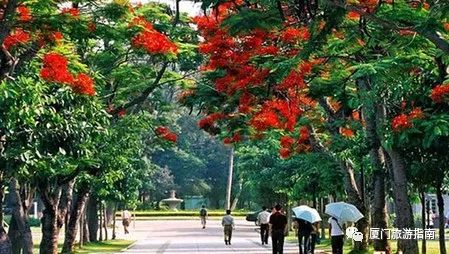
top-left (118, 219), bottom-right (302, 253)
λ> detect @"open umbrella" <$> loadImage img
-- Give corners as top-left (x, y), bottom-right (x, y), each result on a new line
top-left (325, 202), bottom-right (364, 223)
top-left (292, 205), bottom-right (322, 223)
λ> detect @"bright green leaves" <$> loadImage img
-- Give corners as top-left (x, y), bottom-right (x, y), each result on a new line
top-left (221, 8), bottom-right (282, 35)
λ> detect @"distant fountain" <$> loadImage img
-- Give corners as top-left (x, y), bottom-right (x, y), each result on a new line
top-left (161, 190), bottom-right (183, 211)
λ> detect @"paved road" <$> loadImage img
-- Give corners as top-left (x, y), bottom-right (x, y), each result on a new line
top-left (119, 219), bottom-right (303, 253)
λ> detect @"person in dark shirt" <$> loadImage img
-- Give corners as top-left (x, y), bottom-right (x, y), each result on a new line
top-left (296, 218), bottom-right (313, 254)
top-left (269, 204), bottom-right (287, 254)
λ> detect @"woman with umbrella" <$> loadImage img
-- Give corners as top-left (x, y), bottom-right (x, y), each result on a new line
top-left (292, 205), bottom-right (322, 254)
top-left (325, 202), bottom-right (364, 254)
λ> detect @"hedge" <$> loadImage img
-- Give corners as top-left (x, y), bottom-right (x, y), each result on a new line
top-left (116, 210), bottom-right (249, 217)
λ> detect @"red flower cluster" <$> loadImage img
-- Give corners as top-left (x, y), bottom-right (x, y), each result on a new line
top-left (340, 127), bottom-right (355, 137)
top-left (17, 5), bottom-right (31, 21)
top-left (155, 126), bottom-right (177, 143)
top-left (298, 126), bottom-right (309, 143)
top-left (346, 11), bottom-right (360, 21)
top-left (250, 99), bottom-right (303, 132)
top-left (391, 108), bottom-right (423, 132)
top-left (40, 53), bottom-right (74, 84)
top-left (3, 28), bottom-right (30, 50)
top-left (130, 16), bottom-right (177, 55)
top-left (391, 114), bottom-right (411, 131)
top-left (444, 22), bottom-right (449, 32)
top-left (223, 133), bottom-right (241, 144)
top-left (198, 113), bottom-right (226, 129)
top-left (280, 27), bottom-right (310, 43)
top-left (72, 73), bottom-right (95, 96)
top-left (430, 83), bottom-right (449, 103)
top-left (278, 127), bottom-right (311, 159)
top-left (61, 7), bottom-right (80, 18)
top-left (40, 52), bottom-right (95, 96)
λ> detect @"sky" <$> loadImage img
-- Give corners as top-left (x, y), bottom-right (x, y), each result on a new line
top-left (130, 0), bottom-right (203, 16)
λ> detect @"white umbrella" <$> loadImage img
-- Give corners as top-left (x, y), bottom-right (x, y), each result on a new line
top-left (325, 202), bottom-right (364, 223)
top-left (292, 205), bottom-right (322, 223)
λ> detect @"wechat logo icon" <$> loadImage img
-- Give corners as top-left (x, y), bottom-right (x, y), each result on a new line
top-left (346, 226), bottom-right (363, 242)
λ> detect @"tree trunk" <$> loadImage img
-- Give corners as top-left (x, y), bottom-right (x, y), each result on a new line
top-left (39, 181), bottom-right (74, 254)
top-left (87, 197), bottom-right (98, 242)
top-left (112, 203), bottom-right (117, 240)
top-left (61, 188), bottom-right (89, 254)
top-left (82, 211), bottom-right (89, 244)
top-left (103, 203), bottom-right (108, 241)
top-left (0, 179), bottom-right (12, 254)
top-left (230, 178), bottom-right (243, 210)
top-left (386, 149), bottom-right (418, 254)
top-left (420, 191), bottom-right (426, 254)
top-left (99, 202), bottom-right (103, 241)
top-left (106, 203), bottom-right (114, 227)
top-left (7, 178), bottom-right (33, 254)
top-left (39, 206), bottom-right (59, 254)
top-left (340, 161), bottom-right (368, 251)
top-left (360, 96), bottom-right (390, 253)
top-left (435, 184), bottom-right (447, 254)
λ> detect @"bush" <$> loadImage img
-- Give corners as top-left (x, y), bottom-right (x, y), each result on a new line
top-left (116, 210), bottom-right (248, 217)
top-left (2, 215), bottom-right (40, 227)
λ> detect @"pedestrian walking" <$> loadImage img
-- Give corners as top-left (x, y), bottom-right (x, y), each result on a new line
top-left (296, 218), bottom-right (313, 254)
top-left (257, 206), bottom-right (271, 245)
top-left (222, 209), bottom-right (235, 245)
top-left (122, 209), bottom-right (132, 234)
top-left (309, 221), bottom-right (320, 254)
top-left (199, 205), bottom-right (208, 229)
top-left (269, 204), bottom-right (287, 254)
top-left (328, 216), bottom-right (344, 254)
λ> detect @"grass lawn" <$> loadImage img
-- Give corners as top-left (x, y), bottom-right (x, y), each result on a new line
top-left (286, 229), bottom-right (447, 254)
top-left (32, 239), bottom-right (134, 254)
top-left (30, 227), bottom-right (134, 253)
top-left (74, 240), bottom-right (135, 254)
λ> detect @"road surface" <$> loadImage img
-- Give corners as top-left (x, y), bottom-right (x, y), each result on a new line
top-left (119, 219), bottom-right (303, 253)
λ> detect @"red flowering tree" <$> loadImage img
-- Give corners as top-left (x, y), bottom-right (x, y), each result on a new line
top-left (183, 0), bottom-right (449, 253)
top-left (0, 1), bottom-right (199, 253)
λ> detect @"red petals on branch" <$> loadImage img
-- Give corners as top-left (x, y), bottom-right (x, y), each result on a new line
top-left (430, 84), bottom-right (449, 103)
top-left (17, 5), bottom-right (31, 22)
top-left (392, 114), bottom-right (411, 131)
top-left (40, 52), bottom-right (95, 96)
top-left (130, 16), bottom-right (177, 55)
top-left (61, 7), bottom-right (80, 18)
top-left (391, 108), bottom-right (423, 132)
top-left (40, 53), bottom-right (74, 84)
top-left (155, 126), bottom-right (177, 143)
top-left (198, 113), bottom-right (226, 129)
top-left (73, 73), bottom-right (95, 96)
top-left (3, 28), bottom-right (30, 50)
top-left (280, 27), bottom-right (310, 43)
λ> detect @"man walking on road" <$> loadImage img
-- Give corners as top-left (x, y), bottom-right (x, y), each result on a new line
top-left (269, 204), bottom-right (287, 254)
top-left (199, 205), bottom-right (208, 229)
top-left (257, 206), bottom-right (271, 245)
top-left (122, 210), bottom-right (132, 234)
top-left (222, 209), bottom-right (235, 245)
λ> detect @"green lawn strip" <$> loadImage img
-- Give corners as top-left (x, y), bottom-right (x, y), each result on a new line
top-left (75, 240), bottom-right (135, 253)
top-left (32, 240), bottom-right (134, 254)
top-left (286, 232), bottom-right (444, 254)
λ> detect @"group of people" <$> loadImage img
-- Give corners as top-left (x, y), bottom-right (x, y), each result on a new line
top-left (199, 205), bottom-right (346, 254)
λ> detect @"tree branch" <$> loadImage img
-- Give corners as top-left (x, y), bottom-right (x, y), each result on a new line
top-left (328, 0), bottom-right (449, 54)
top-left (110, 62), bottom-right (169, 115)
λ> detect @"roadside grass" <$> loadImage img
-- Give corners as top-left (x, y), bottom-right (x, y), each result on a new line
top-left (30, 227), bottom-right (134, 253)
top-left (286, 229), bottom-right (446, 254)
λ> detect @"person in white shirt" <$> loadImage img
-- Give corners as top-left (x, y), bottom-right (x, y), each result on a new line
top-left (445, 211), bottom-right (449, 228)
top-left (257, 206), bottom-right (271, 245)
top-left (222, 210), bottom-right (235, 245)
top-left (122, 210), bottom-right (132, 234)
top-left (328, 217), bottom-right (344, 254)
